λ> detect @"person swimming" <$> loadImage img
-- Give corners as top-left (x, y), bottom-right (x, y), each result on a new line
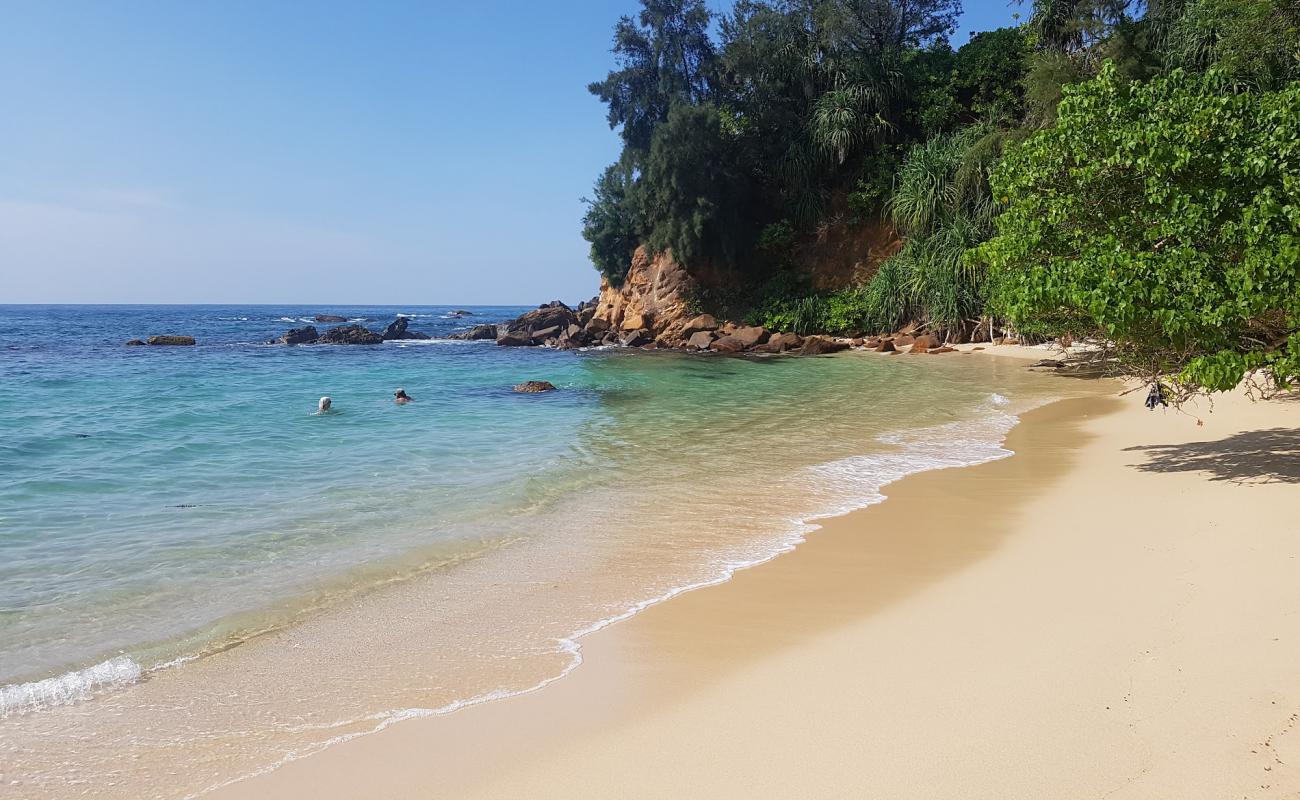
top-left (394, 388), bottom-right (413, 405)
top-left (316, 396), bottom-right (333, 414)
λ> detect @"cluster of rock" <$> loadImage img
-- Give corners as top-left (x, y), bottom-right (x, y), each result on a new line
top-left (276, 317), bottom-right (431, 345)
top-left (126, 335), bottom-right (195, 346)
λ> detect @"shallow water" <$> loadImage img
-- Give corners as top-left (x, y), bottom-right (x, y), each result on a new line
top-left (0, 305), bottom-right (1072, 797)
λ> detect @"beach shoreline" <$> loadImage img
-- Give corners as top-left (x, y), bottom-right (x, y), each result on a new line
top-left (210, 376), bottom-right (1300, 800)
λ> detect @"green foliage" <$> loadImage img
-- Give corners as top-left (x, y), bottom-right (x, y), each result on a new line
top-left (757, 219), bottom-right (796, 256)
top-left (976, 63), bottom-right (1300, 391)
top-left (641, 103), bottom-right (753, 268)
top-left (951, 27), bottom-right (1030, 124)
top-left (588, 0), bottom-right (716, 154)
top-left (1160, 0), bottom-right (1300, 89)
top-left (582, 161), bottom-right (643, 286)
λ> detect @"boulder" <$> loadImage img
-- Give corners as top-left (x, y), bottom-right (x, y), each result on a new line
top-left (765, 332), bottom-right (803, 352)
top-left (894, 334), bottom-right (915, 347)
top-left (686, 330), bottom-right (715, 350)
top-left (314, 314), bottom-right (348, 323)
top-left (910, 333), bottom-right (941, 353)
top-left (586, 316), bottom-right (611, 334)
top-left (497, 330), bottom-right (532, 346)
top-left (620, 328), bottom-right (653, 347)
top-left (280, 325), bottom-right (319, 345)
top-left (621, 312), bottom-right (649, 332)
top-left (381, 317), bottom-right (430, 341)
top-left (513, 381), bottom-right (557, 393)
top-left (125, 339), bottom-right (146, 346)
top-left (709, 335), bottom-right (747, 353)
top-left (147, 335), bottom-right (196, 346)
top-left (448, 324), bottom-right (498, 341)
top-left (850, 338), bottom-right (866, 347)
top-left (928, 346), bottom-right (957, 354)
top-left (875, 339), bottom-right (897, 353)
top-left (799, 336), bottom-right (849, 355)
top-left (731, 326), bottom-right (769, 349)
top-left (318, 324), bottom-right (383, 345)
top-left (682, 314), bottom-right (719, 336)
top-left (530, 325), bottom-right (562, 344)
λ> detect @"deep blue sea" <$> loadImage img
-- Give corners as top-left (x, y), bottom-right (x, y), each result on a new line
top-left (0, 304), bottom-right (1070, 798)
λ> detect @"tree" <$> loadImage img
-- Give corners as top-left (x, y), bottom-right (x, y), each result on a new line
top-left (588, 0), bottom-right (717, 155)
top-left (640, 104), bottom-right (754, 270)
top-left (976, 64), bottom-right (1300, 392)
top-left (582, 161), bottom-right (644, 286)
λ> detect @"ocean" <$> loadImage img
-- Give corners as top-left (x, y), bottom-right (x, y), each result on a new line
top-left (0, 304), bottom-right (1066, 798)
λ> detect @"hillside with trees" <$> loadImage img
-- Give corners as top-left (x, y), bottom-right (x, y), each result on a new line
top-left (582, 0), bottom-right (1300, 393)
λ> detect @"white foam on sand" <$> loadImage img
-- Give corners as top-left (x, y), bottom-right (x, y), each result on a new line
top-left (0, 656), bottom-right (142, 719)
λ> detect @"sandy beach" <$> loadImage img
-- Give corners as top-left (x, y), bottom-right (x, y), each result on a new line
top-left (209, 365), bottom-right (1300, 800)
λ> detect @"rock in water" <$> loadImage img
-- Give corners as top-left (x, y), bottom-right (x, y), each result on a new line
top-left (280, 326), bottom-right (319, 345)
top-left (314, 314), bottom-right (348, 323)
top-left (686, 330), bottom-right (716, 350)
top-left (496, 305), bottom-right (579, 347)
top-left (318, 324), bottom-right (383, 345)
top-left (380, 317), bottom-right (430, 341)
top-left (448, 324), bottom-right (498, 341)
top-left (125, 339), bottom-right (146, 346)
top-left (147, 335), bottom-right (196, 346)
top-left (513, 381), bottom-right (557, 393)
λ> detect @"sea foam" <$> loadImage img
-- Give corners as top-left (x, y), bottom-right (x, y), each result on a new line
top-left (0, 656), bottom-right (142, 719)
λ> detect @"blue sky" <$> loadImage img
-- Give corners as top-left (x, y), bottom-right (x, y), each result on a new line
top-left (1, 1), bottom-right (1019, 304)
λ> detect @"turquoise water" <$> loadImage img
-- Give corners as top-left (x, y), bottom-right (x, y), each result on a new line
top-left (0, 305), bottom-right (1073, 798)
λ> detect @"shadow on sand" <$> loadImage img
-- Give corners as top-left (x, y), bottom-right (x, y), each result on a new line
top-left (1124, 427), bottom-right (1300, 484)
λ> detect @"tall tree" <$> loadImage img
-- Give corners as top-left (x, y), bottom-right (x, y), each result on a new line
top-left (588, 0), bottom-right (717, 155)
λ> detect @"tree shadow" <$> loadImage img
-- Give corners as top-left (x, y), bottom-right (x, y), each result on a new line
top-left (1124, 428), bottom-right (1300, 484)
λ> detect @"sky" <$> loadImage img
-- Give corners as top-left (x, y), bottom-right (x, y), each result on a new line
top-left (0, 1), bottom-right (1019, 305)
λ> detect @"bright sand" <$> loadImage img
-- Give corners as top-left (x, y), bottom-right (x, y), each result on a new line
top-left (206, 361), bottom-right (1300, 799)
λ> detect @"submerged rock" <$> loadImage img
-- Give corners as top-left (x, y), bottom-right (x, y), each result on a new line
top-left (318, 324), bottom-right (383, 345)
top-left (513, 381), bottom-right (557, 393)
top-left (147, 335), bottom-right (196, 346)
top-left (125, 339), bottom-right (146, 346)
top-left (314, 314), bottom-right (348, 323)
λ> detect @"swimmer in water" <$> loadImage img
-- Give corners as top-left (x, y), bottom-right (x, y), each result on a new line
top-left (394, 388), bottom-right (413, 405)
top-left (316, 396), bottom-right (333, 414)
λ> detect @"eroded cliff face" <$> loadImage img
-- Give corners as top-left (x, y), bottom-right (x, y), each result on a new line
top-left (591, 246), bottom-right (699, 341)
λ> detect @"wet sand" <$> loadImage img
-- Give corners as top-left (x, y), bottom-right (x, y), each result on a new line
top-left (214, 384), bottom-right (1300, 799)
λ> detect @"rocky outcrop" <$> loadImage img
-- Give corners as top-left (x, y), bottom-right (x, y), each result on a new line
top-left (513, 381), bottom-right (557, 393)
top-left (125, 339), bottom-right (146, 346)
top-left (314, 314), bottom-right (348, 323)
top-left (381, 317), bottom-right (430, 341)
top-left (496, 304), bottom-right (580, 347)
top-left (147, 335), bottom-right (195, 346)
top-left (280, 326), bottom-right (319, 345)
top-left (448, 324), bottom-right (498, 341)
top-left (590, 247), bottom-right (698, 342)
top-left (318, 324), bottom-right (383, 345)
